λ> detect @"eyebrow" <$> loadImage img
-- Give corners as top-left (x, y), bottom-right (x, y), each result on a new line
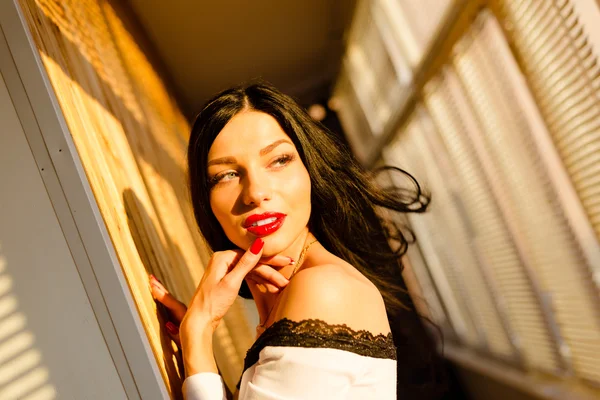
top-left (259, 139), bottom-right (293, 156)
top-left (207, 156), bottom-right (236, 167)
top-left (207, 139), bottom-right (293, 167)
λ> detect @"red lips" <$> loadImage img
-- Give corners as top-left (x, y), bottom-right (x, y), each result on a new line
top-left (243, 212), bottom-right (287, 237)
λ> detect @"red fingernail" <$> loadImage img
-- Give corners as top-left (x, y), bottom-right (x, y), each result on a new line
top-left (288, 257), bottom-right (295, 265)
top-left (166, 322), bottom-right (179, 335)
top-left (250, 238), bottom-right (264, 255)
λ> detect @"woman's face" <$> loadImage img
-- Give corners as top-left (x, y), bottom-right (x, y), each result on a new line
top-left (207, 111), bottom-right (312, 255)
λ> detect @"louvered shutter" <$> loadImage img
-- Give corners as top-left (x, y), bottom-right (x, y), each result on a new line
top-left (335, 0), bottom-right (600, 391)
top-left (451, 10), bottom-right (600, 381)
top-left (345, 1), bottom-right (407, 136)
top-left (386, 112), bottom-right (484, 347)
top-left (424, 66), bottom-right (562, 371)
top-left (396, 106), bottom-right (518, 359)
top-left (377, 0), bottom-right (455, 67)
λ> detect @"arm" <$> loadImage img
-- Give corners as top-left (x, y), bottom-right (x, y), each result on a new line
top-left (180, 320), bottom-right (224, 400)
top-left (181, 360), bottom-right (237, 400)
top-left (149, 241), bottom-right (292, 400)
top-left (178, 240), bottom-right (265, 400)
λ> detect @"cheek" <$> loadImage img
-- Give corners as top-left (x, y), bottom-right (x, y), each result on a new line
top-left (301, 173), bottom-right (311, 210)
top-left (209, 191), bottom-right (234, 230)
top-left (287, 166), bottom-right (312, 216)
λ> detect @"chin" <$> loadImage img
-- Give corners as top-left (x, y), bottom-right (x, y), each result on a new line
top-left (226, 230), bottom-right (289, 255)
top-left (261, 237), bottom-right (291, 256)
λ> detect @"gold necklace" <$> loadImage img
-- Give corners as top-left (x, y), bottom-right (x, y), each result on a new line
top-left (256, 238), bottom-right (318, 335)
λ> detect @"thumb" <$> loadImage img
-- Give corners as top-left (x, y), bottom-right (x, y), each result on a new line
top-left (223, 238), bottom-right (264, 288)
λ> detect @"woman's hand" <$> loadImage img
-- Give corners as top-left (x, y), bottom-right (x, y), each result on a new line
top-left (181, 238), bottom-right (271, 375)
top-left (149, 238), bottom-right (290, 374)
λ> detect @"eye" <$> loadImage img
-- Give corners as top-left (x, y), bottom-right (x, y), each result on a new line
top-left (270, 153), bottom-right (295, 168)
top-left (210, 170), bottom-right (238, 186)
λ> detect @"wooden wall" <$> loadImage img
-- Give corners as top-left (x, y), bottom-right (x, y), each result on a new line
top-left (16, 0), bottom-right (254, 397)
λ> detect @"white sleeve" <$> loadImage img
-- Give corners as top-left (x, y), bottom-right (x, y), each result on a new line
top-left (182, 372), bottom-right (227, 400)
top-left (238, 346), bottom-right (396, 400)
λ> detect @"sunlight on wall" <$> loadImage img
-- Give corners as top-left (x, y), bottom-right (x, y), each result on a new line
top-left (0, 248), bottom-right (56, 400)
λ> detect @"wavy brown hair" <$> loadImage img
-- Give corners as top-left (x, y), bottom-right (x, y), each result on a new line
top-left (188, 82), bottom-right (446, 398)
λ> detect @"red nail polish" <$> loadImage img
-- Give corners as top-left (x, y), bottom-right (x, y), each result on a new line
top-left (166, 321), bottom-right (179, 335)
top-left (288, 257), bottom-right (295, 265)
top-left (250, 238), bottom-right (264, 255)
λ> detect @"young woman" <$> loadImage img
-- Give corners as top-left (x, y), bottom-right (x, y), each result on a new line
top-left (150, 83), bottom-right (443, 399)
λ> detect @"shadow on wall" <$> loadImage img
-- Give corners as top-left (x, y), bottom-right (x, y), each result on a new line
top-left (124, 189), bottom-right (189, 399)
top-left (0, 247), bottom-right (56, 399)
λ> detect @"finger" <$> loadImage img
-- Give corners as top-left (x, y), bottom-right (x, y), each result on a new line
top-left (259, 254), bottom-right (295, 268)
top-left (251, 264), bottom-right (289, 288)
top-left (246, 274), bottom-right (281, 294)
top-left (165, 321), bottom-right (181, 347)
top-left (228, 250), bottom-right (292, 268)
top-left (222, 238), bottom-right (264, 288)
top-left (223, 251), bottom-right (244, 273)
top-left (150, 275), bottom-right (187, 323)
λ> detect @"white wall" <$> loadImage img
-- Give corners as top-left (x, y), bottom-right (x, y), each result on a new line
top-left (0, 69), bottom-right (128, 399)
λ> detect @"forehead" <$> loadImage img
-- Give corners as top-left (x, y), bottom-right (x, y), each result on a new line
top-left (208, 111), bottom-right (290, 159)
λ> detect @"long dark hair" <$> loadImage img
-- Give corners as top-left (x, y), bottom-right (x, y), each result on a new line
top-left (188, 82), bottom-right (445, 398)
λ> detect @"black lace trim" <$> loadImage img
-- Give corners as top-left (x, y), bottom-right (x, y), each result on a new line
top-left (243, 318), bottom-right (396, 375)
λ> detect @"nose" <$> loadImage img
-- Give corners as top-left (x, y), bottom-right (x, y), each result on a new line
top-left (242, 169), bottom-right (272, 206)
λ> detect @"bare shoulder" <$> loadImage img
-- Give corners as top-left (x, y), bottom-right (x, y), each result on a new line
top-left (274, 264), bottom-right (391, 336)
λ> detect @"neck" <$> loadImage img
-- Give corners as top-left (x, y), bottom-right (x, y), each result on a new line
top-left (251, 229), bottom-right (315, 330)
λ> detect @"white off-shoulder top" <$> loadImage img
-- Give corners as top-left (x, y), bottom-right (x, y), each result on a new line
top-left (183, 319), bottom-right (397, 399)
